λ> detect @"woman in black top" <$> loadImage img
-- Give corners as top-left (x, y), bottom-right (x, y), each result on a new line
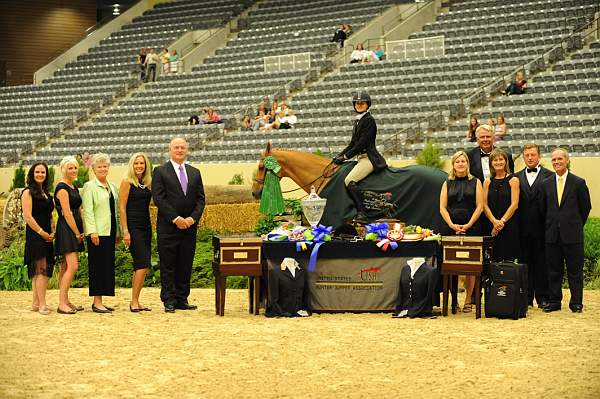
top-left (483, 148), bottom-right (521, 262)
top-left (119, 153), bottom-right (153, 312)
top-left (22, 162), bottom-right (55, 315)
top-left (54, 156), bottom-right (85, 314)
top-left (440, 150), bottom-right (483, 312)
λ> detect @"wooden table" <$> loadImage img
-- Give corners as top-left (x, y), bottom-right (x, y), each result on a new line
top-left (212, 235), bottom-right (263, 316)
top-left (441, 236), bottom-right (493, 319)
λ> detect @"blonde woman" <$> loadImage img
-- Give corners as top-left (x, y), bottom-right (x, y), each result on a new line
top-left (439, 151), bottom-right (483, 312)
top-left (54, 156), bottom-right (85, 314)
top-left (82, 154), bottom-right (120, 313)
top-left (119, 153), bottom-right (153, 312)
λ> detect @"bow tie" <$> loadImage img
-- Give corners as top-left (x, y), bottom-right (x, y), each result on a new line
top-left (480, 152), bottom-right (490, 157)
top-left (526, 168), bottom-right (538, 173)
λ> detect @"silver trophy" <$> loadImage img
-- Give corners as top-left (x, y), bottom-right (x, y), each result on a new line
top-left (301, 186), bottom-right (327, 227)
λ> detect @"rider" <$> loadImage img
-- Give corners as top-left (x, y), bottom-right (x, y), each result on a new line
top-left (333, 91), bottom-right (387, 221)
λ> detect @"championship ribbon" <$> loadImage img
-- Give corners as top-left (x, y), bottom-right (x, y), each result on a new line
top-left (259, 156), bottom-right (285, 216)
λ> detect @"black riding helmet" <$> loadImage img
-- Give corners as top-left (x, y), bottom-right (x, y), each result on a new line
top-left (352, 91), bottom-right (371, 112)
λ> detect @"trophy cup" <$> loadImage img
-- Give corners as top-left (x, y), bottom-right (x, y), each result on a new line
top-left (300, 186), bottom-right (327, 227)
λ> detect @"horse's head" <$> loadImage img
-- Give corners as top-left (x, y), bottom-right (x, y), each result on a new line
top-left (252, 142), bottom-right (273, 199)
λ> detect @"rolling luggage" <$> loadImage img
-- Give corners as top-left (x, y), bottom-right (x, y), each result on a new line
top-left (484, 261), bottom-right (528, 319)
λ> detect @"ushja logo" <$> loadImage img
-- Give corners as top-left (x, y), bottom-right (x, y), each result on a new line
top-left (359, 267), bottom-right (381, 281)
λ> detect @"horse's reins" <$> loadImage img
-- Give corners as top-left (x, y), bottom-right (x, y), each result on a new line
top-left (255, 161), bottom-right (338, 195)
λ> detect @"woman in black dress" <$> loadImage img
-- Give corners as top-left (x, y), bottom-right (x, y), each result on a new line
top-left (483, 148), bottom-right (521, 262)
top-left (22, 162), bottom-right (55, 315)
top-left (82, 153), bottom-right (120, 313)
top-left (119, 152), bottom-right (153, 312)
top-left (55, 156), bottom-right (86, 314)
top-left (440, 150), bottom-right (484, 312)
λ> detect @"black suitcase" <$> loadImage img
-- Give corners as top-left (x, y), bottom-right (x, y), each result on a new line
top-left (484, 261), bottom-right (528, 319)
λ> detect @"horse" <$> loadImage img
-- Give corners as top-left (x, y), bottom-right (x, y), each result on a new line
top-left (252, 143), bottom-right (447, 230)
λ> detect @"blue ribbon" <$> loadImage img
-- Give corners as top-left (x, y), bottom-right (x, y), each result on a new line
top-left (307, 224), bottom-right (333, 272)
top-left (366, 222), bottom-right (389, 239)
top-left (308, 242), bottom-right (325, 272)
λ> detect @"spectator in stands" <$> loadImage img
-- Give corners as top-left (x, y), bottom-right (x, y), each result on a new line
top-left (160, 48), bottom-right (171, 75)
top-left (503, 70), bottom-right (527, 95)
top-left (374, 45), bottom-right (385, 61)
top-left (261, 110), bottom-right (283, 131)
top-left (144, 48), bottom-right (159, 82)
top-left (344, 24), bottom-right (352, 37)
top-left (276, 100), bottom-right (289, 116)
top-left (137, 48), bottom-right (147, 81)
top-left (483, 148), bottom-right (520, 261)
top-left (256, 101), bottom-right (267, 116)
top-left (350, 44), bottom-right (366, 63)
top-left (119, 152), bottom-right (153, 312)
top-left (494, 113), bottom-right (507, 141)
top-left (241, 114), bottom-right (252, 131)
top-left (82, 153), bottom-right (120, 313)
top-left (331, 24), bottom-right (347, 48)
top-left (54, 156), bottom-right (85, 314)
top-left (279, 110), bottom-right (297, 129)
top-left (466, 116), bottom-right (479, 143)
top-left (169, 50), bottom-right (179, 74)
top-left (439, 151), bottom-right (483, 313)
top-left (269, 100), bottom-right (278, 117)
top-left (253, 109), bottom-right (268, 131)
top-left (188, 115), bottom-right (202, 125)
top-left (22, 162), bottom-right (55, 315)
top-left (205, 107), bottom-right (222, 124)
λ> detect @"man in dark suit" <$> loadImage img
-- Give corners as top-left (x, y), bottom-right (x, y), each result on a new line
top-left (152, 137), bottom-right (205, 313)
top-left (516, 143), bottom-right (554, 308)
top-left (466, 124), bottom-right (514, 182)
top-left (540, 148), bottom-right (591, 313)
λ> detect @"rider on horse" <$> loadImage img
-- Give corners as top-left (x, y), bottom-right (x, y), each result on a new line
top-left (332, 91), bottom-right (387, 221)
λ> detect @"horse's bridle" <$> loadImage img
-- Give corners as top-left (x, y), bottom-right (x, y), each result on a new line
top-left (254, 160), bottom-right (338, 194)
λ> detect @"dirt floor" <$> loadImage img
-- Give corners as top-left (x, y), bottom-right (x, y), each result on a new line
top-left (1, 288), bottom-right (599, 399)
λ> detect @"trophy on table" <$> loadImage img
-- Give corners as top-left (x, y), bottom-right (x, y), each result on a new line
top-left (300, 186), bottom-right (327, 227)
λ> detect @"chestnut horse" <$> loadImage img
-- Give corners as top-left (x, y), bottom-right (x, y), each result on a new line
top-left (251, 143), bottom-right (338, 199)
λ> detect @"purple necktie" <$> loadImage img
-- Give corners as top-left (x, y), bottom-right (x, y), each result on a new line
top-left (179, 165), bottom-right (188, 195)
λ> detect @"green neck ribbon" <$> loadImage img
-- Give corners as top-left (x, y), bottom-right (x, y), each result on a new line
top-left (259, 156), bottom-right (285, 216)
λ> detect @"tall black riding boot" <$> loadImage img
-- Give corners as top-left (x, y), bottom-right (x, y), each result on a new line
top-left (347, 182), bottom-right (368, 222)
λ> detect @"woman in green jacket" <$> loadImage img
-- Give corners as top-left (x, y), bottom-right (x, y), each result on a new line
top-left (82, 153), bottom-right (120, 313)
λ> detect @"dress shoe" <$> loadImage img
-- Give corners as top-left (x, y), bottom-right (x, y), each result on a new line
top-left (164, 304), bottom-right (176, 313)
top-left (542, 304), bottom-right (561, 313)
top-left (69, 304), bottom-right (84, 312)
top-left (175, 302), bottom-right (197, 310)
top-left (130, 306), bottom-right (142, 313)
top-left (104, 306), bottom-right (115, 312)
top-left (538, 301), bottom-right (550, 309)
top-left (92, 304), bottom-right (112, 314)
top-left (569, 304), bottom-right (583, 313)
top-left (57, 307), bottom-right (77, 315)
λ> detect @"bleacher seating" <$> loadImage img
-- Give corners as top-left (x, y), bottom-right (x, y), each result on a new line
top-left (15, 0), bottom-right (252, 166)
top-left (196, 0), bottom-right (598, 163)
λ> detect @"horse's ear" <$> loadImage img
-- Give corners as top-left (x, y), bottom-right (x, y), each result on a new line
top-left (265, 142), bottom-right (272, 154)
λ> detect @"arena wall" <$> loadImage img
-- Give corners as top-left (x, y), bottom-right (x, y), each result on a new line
top-left (1, 157), bottom-right (599, 217)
